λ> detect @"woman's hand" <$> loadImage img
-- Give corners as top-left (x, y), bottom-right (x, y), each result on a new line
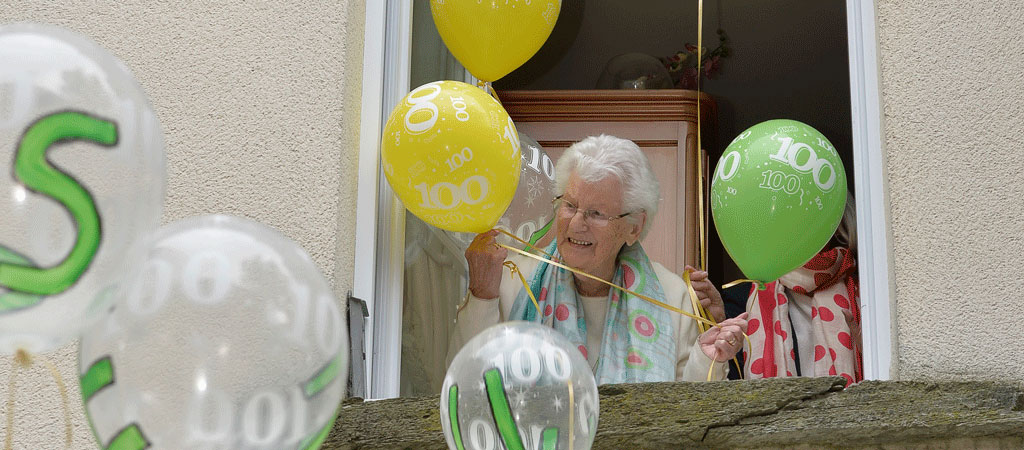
top-left (699, 312), bottom-right (748, 362)
top-left (466, 230), bottom-right (507, 299)
top-left (684, 265), bottom-right (726, 323)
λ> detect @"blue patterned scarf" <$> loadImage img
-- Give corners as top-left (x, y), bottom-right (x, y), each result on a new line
top-left (509, 241), bottom-right (677, 383)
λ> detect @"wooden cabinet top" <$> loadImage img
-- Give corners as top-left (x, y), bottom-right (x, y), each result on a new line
top-left (496, 89), bottom-right (717, 123)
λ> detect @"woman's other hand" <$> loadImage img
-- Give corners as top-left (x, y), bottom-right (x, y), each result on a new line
top-left (685, 265), bottom-right (726, 323)
top-left (699, 312), bottom-right (748, 362)
top-left (466, 229), bottom-right (507, 299)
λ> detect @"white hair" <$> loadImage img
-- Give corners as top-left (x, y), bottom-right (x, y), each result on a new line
top-left (553, 135), bottom-right (660, 239)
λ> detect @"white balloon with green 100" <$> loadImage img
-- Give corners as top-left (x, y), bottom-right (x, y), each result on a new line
top-left (78, 215), bottom-right (346, 450)
top-left (0, 23), bottom-right (165, 353)
top-left (441, 322), bottom-right (598, 450)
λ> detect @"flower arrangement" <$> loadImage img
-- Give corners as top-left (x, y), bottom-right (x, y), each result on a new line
top-left (661, 29), bottom-right (732, 89)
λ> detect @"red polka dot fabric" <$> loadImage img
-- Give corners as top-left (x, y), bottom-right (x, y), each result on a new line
top-left (743, 247), bottom-right (862, 387)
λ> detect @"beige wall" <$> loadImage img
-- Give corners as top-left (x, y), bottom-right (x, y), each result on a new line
top-left (3, 0), bottom-right (1024, 447)
top-left (0, 1), bottom-right (363, 448)
top-left (877, 1), bottom-right (1024, 380)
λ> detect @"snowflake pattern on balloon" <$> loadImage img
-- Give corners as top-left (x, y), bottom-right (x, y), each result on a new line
top-left (525, 173), bottom-right (544, 208)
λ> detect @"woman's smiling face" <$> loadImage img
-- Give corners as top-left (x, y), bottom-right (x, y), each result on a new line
top-left (555, 173), bottom-right (643, 282)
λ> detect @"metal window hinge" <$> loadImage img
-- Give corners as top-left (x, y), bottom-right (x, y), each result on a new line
top-left (346, 291), bottom-right (369, 399)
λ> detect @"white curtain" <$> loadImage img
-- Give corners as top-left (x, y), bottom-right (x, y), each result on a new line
top-left (400, 216), bottom-right (468, 396)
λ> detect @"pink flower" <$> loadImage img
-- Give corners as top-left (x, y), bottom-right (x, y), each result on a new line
top-left (665, 31), bottom-right (730, 87)
top-left (704, 55), bottom-right (722, 78)
top-left (677, 67), bottom-right (699, 89)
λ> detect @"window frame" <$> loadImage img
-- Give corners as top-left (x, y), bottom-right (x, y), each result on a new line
top-left (354, 0), bottom-right (893, 399)
top-left (844, 0), bottom-right (894, 379)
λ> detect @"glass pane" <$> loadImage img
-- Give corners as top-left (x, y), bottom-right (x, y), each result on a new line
top-left (400, 0), bottom-right (470, 397)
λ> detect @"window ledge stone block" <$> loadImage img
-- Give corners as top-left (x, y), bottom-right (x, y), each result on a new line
top-left (324, 377), bottom-right (1024, 449)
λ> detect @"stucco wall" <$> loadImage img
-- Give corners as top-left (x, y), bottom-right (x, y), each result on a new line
top-left (3, 0), bottom-right (1024, 447)
top-left (0, 1), bottom-right (363, 448)
top-left (877, 1), bottom-right (1024, 380)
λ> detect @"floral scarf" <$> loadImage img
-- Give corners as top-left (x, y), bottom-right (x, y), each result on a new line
top-left (743, 247), bottom-right (862, 386)
top-left (509, 241), bottom-right (676, 384)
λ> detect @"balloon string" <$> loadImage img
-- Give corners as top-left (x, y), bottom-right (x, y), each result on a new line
top-left (693, 0), bottom-right (744, 380)
top-left (497, 224), bottom-right (713, 325)
top-left (688, 270), bottom-right (741, 381)
top-left (723, 278), bottom-right (764, 290)
top-left (5, 353), bottom-right (18, 450)
top-left (685, 271), bottom-right (746, 380)
top-left (42, 356), bottom-right (72, 448)
top-left (705, 333), bottom-right (751, 381)
top-left (497, 242), bottom-right (749, 381)
top-left (696, 0), bottom-right (707, 273)
top-left (689, 0), bottom-right (722, 345)
top-left (684, 270), bottom-right (714, 334)
top-left (498, 242), bottom-right (713, 327)
top-left (502, 261), bottom-right (541, 315)
top-left (5, 349), bottom-right (73, 450)
top-left (496, 229), bottom-right (554, 259)
top-left (706, 350), bottom-right (716, 381)
top-left (476, 80), bottom-right (502, 105)
top-left (567, 378), bottom-right (575, 449)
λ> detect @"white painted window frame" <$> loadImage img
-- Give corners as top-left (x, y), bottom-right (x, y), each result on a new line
top-left (353, 0), bottom-right (412, 399)
top-left (846, 0), bottom-right (894, 380)
top-left (354, 0), bottom-right (893, 399)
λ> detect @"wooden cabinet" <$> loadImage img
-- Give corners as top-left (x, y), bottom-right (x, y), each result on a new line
top-left (500, 90), bottom-right (716, 274)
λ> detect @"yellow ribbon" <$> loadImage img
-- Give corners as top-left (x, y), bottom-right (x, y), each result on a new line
top-left (495, 229), bottom-right (556, 315)
top-left (691, 0), bottom-right (740, 378)
top-left (696, 0), bottom-right (707, 274)
top-left (477, 80), bottom-right (502, 105)
top-left (688, 269), bottom-right (747, 379)
top-left (493, 229), bottom-right (748, 381)
top-left (499, 242), bottom-right (715, 328)
top-left (5, 349), bottom-right (73, 450)
top-left (496, 229), bottom-right (554, 260)
top-left (502, 260), bottom-right (541, 315)
top-left (567, 378), bottom-right (575, 449)
top-left (723, 278), bottom-right (765, 291)
top-left (684, 270), bottom-right (713, 334)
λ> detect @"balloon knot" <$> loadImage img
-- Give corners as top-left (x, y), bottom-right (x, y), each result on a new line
top-left (13, 349), bottom-right (31, 369)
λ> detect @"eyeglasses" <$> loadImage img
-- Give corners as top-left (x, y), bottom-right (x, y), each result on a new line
top-left (552, 195), bottom-right (632, 228)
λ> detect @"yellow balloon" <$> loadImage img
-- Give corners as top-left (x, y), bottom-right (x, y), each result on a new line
top-left (382, 81), bottom-right (522, 233)
top-left (430, 0), bottom-right (561, 82)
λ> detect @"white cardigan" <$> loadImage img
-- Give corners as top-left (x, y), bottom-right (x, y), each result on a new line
top-left (446, 252), bottom-right (726, 382)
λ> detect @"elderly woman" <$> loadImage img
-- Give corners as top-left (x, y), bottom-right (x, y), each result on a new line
top-left (448, 135), bottom-right (747, 383)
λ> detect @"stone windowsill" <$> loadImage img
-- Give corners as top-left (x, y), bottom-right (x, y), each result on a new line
top-left (323, 377), bottom-right (1024, 449)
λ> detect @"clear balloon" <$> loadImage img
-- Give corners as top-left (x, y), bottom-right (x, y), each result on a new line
top-left (78, 215), bottom-right (347, 450)
top-left (710, 119), bottom-right (847, 283)
top-left (0, 24), bottom-right (165, 352)
top-left (382, 80), bottom-right (521, 233)
top-left (441, 322), bottom-right (598, 450)
top-left (448, 132), bottom-right (556, 251)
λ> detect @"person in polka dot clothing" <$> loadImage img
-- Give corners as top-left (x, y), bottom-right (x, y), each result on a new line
top-left (448, 135), bottom-right (747, 383)
top-left (732, 194), bottom-right (862, 386)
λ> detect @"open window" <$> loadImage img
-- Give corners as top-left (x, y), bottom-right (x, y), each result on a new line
top-left (355, 0), bottom-right (891, 399)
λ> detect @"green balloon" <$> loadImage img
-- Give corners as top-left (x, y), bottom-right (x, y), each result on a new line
top-left (711, 119), bottom-right (847, 283)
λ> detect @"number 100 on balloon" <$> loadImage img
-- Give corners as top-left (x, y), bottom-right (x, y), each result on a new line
top-left (382, 80), bottom-right (521, 234)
